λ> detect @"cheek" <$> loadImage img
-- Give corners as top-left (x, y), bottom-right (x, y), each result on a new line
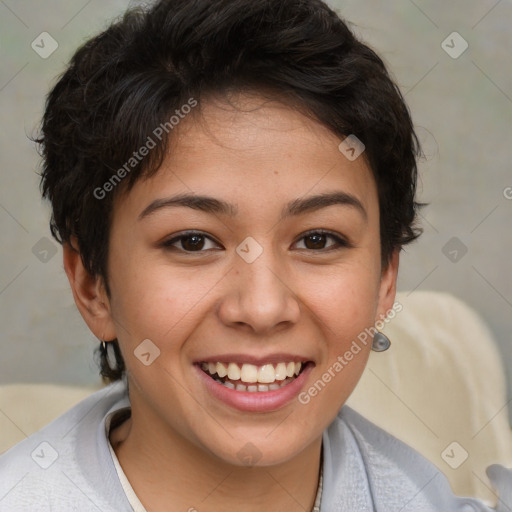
top-left (107, 255), bottom-right (217, 350)
top-left (302, 261), bottom-right (381, 341)
top-left (297, 267), bottom-right (377, 420)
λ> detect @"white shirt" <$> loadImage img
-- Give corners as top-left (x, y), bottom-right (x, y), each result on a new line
top-left (1, 380), bottom-right (510, 511)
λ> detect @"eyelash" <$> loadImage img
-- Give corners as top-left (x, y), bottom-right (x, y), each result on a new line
top-left (161, 229), bottom-right (350, 254)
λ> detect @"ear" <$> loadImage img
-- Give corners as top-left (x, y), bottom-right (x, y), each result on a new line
top-left (63, 237), bottom-right (117, 342)
top-left (375, 249), bottom-right (400, 322)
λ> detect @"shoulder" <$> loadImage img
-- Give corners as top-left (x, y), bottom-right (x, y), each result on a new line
top-left (321, 406), bottom-right (511, 512)
top-left (0, 381), bottom-right (132, 512)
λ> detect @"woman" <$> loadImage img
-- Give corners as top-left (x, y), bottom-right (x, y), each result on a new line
top-left (0, 0), bottom-right (510, 510)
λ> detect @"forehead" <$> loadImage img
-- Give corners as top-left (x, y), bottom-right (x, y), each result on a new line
top-left (114, 91), bottom-right (378, 224)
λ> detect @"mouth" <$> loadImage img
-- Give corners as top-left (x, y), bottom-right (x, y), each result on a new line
top-left (199, 360), bottom-right (309, 393)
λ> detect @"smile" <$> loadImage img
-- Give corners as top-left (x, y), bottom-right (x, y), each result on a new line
top-left (200, 361), bottom-right (304, 392)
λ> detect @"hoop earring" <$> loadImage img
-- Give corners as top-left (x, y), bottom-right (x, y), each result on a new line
top-left (372, 331), bottom-right (391, 352)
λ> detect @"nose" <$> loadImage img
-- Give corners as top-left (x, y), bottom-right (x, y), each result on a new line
top-left (217, 247), bottom-right (301, 335)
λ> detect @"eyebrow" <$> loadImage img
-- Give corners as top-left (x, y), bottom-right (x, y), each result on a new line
top-left (138, 191), bottom-right (367, 222)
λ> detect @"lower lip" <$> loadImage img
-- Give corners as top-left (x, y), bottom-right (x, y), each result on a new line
top-left (195, 363), bottom-right (314, 413)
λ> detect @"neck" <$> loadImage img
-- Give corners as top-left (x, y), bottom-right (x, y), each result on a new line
top-left (110, 400), bottom-right (323, 512)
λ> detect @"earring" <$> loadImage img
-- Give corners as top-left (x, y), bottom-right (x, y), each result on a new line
top-left (372, 331), bottom-right (391, 352)
top-left (101, 340), bottom-right (107, 352)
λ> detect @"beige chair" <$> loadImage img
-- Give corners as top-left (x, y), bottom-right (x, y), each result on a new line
top-left (1, 291), bottom-right (511, 505)
top-left (346, 290), bottom-right (512, 505)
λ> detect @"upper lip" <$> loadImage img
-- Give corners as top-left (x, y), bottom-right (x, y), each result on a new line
top-left (194, 353), bottom-right (313, 366)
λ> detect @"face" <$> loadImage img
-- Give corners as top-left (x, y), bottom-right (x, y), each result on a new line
top-left (81, 91), bottom-right (398, 467)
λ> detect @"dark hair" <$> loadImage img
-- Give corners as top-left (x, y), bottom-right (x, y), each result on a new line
top-left (37, 0), bottom-right (423, 384)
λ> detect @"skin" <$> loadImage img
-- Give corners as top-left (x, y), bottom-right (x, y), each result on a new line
top-left (64, 91), bottom-right (399, 512)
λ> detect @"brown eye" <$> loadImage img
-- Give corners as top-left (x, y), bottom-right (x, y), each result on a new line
top-left (163, 232), bottom-right (221, 253)
top-left (294, 230), bottom-right (349, 251)
top-left (181, 234), bottom-right (205, 251)
top-left (304, 233), bottom-right (328, 250)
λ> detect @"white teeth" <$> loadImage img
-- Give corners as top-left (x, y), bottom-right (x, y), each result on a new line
top-left (216, 362), bottom-right (228, 378)
top-left (227, 363), bottom-right (241, 381)
top-left (274, 362), bottom-right (287, 380)
top-left (202, 361), bottom-right (305, 386)
top-left (240, 364), bottom-right (258, 383)
top-left (258, 364), bottom-right (276, 383)
top-left (217, 377), bottom-right (294, 392)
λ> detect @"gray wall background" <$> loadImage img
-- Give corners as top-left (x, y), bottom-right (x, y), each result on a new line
top-left (1, 1), bottom-right (511, 421)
